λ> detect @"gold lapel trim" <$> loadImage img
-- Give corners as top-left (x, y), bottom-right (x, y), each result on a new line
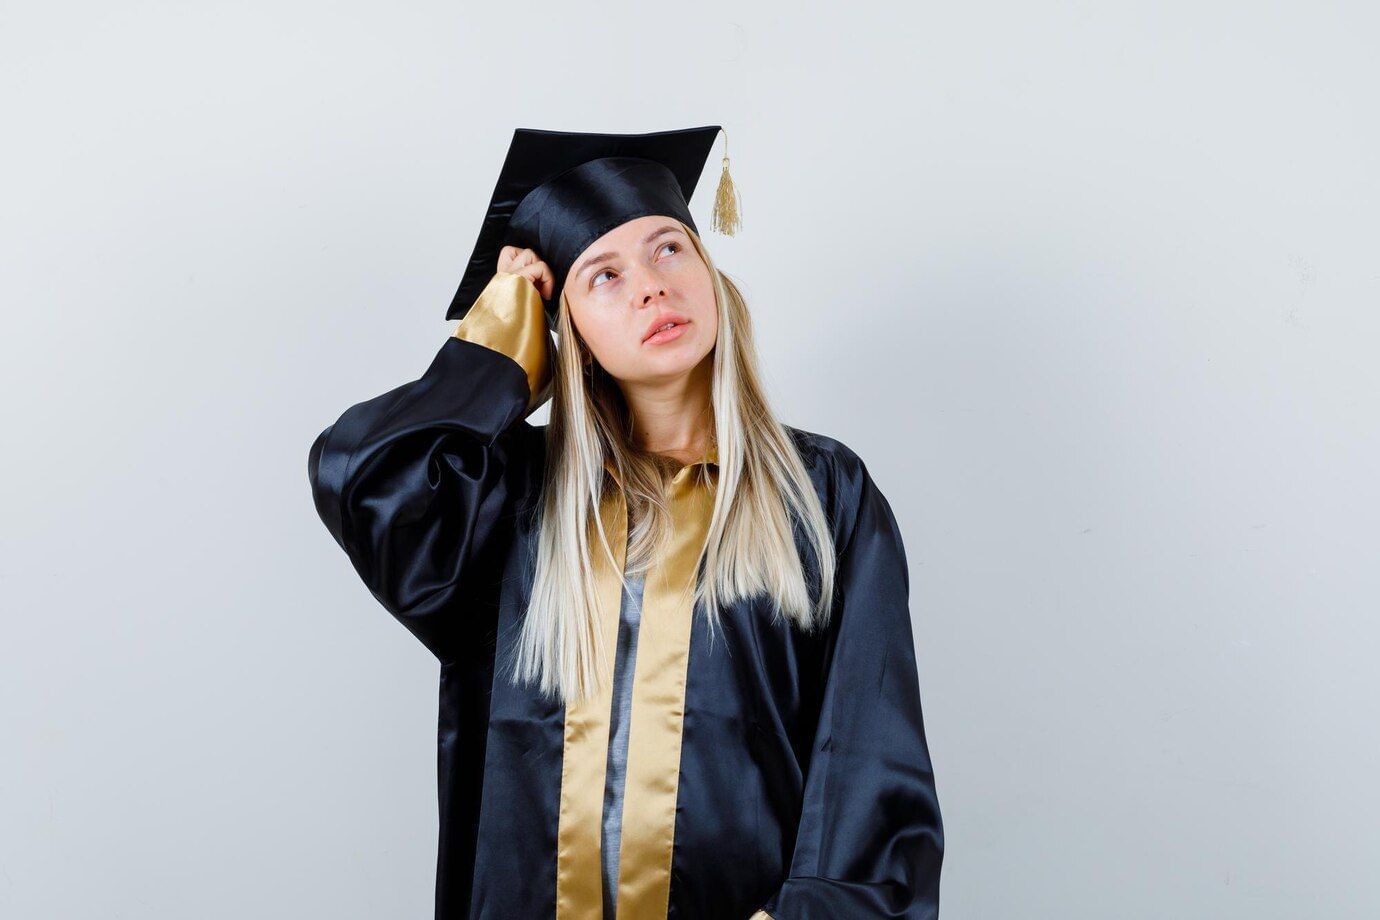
top-left (556, 486), bottom-right (627, 920)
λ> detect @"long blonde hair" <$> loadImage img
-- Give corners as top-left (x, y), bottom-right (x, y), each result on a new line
top-left (509, 221), bottom-right (835, 705)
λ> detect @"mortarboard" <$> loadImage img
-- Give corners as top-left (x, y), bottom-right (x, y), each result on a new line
top-left (447, 125), bottom-right (741, 324)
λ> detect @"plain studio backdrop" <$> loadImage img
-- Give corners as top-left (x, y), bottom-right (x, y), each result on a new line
top-left (2, 2), bottom-right (1376, 918)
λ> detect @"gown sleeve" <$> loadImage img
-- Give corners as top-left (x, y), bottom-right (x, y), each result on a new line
top-left (752, 459), bottom-right (944, 920)
top-left (307, 271), bottom-right (554, 660)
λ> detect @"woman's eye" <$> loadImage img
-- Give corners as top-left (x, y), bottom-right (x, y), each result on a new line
top-left (591, 243), bottom-right (678, 289)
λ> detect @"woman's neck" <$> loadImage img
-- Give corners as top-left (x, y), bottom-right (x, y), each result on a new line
top-left (619, 355), bottom-right (714, 465)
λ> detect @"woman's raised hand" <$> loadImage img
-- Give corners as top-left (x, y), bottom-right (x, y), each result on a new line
top-left (497, 245), bottom-right (555, 301)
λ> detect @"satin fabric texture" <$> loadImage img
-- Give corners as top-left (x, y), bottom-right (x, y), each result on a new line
top-left (307, 271), bottom-right (943, 918)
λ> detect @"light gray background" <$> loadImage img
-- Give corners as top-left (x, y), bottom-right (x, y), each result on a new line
top-left (3, 2), bottom-right (1376, 918)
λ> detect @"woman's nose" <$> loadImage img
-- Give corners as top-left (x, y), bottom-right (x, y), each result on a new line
top-left (633, 269), bottom-right (669, 304)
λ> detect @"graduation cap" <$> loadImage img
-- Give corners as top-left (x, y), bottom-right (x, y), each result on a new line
top-left (447, 125), bottom-right (742, 323)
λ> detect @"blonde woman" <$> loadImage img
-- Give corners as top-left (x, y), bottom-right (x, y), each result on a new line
top-left (307, 126), bottom-right (943, 919)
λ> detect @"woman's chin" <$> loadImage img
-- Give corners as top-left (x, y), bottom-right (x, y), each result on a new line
top-left (622, 347), bottom-right (710, 385)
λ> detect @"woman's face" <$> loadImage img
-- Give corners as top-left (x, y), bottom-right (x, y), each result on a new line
top-left (562, 215), bottom-right (718, 385)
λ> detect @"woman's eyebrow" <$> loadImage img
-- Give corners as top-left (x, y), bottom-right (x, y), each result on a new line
top-left (574, 224), bottom-right (682, 280)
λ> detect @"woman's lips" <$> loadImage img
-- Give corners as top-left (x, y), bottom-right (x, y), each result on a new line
top-left (643, 321), bottom-right (689, 346)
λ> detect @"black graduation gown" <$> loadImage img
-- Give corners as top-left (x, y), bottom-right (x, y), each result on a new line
top-left (307, 272), bottom-right (944, 919)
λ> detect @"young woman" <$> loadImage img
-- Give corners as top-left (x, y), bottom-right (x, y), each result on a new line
top-left (308, 127), bottom-right (943, 920)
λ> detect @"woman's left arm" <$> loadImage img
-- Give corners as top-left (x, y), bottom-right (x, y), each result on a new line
top-left (751, 460), bottom-right (944, 919)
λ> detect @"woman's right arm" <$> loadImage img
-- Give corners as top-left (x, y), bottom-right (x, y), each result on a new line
top-left (307, 270), bottom-right (553, 659)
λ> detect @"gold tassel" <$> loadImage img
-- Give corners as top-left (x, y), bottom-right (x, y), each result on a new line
top-left (710, 129), bottom-right (741, 236)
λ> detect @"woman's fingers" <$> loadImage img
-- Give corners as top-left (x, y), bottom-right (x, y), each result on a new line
top-left (525, 261), bottom-right (554, 300)
top-left (498, 246), bottom-right (554, 300)
top-left (498, 245), bottom-right (538, 273)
